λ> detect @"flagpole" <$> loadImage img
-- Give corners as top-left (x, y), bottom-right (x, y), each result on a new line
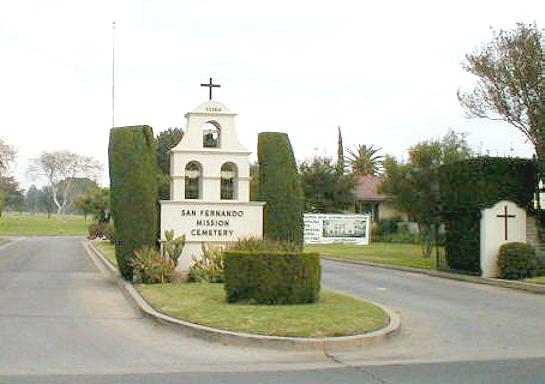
top-left (112, 21), bottom-right (116, 128)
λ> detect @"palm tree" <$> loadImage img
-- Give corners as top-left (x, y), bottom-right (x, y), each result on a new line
top-left (346, 144), bottom-right (384, 176)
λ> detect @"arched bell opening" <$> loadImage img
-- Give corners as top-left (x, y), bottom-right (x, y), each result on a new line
top-left (202, 121), bottom-right (221, 148)
top-left (220, 162), bottom-right (238, 200)
top-left (185, 161), bottom-right (202, 199)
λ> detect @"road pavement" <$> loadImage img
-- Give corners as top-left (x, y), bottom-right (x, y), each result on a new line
top-left (1, 237), bottom-right (544, 383)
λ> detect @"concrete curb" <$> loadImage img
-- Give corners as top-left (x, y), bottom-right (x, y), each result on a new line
top-left (84, 240), bottom-right (401, 351)
top-left (322, 257), bottom-right (545, 294)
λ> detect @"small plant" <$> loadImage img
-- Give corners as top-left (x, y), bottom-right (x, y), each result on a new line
top-left (498, 242), bottom-right (537, 280)
top-left (162, 230), bottom-right (186, 268)
top-left (188, 244), bottom-right (225, 283)
top-left (130, 246), bottom-right (175, 284)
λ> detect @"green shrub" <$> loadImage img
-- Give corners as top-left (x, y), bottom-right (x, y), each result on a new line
top-left (229, 237), bottom-right (302, 252)
top-left (88, 223), bottom-right (108, 239)
top-left (109, 125), bottom-right (159, 280)
top-left (375, 217), bottom-right (402, 236)
top-left (439, 157), bottom-right (536, 273)
top-left (498, 242), bottom-right (537, 280)
top-left (257, 132), bottom-right (304, 246)
top-left (188, 245), bottom-right (225, 283)
top-left (224, 251), bottom-right (321, 304)
top-left (130, 246), bottom-right (175, 284)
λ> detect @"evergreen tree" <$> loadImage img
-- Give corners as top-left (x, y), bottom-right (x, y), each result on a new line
top-left (336, 126), bottom-right (345, 175)
top-left (257, 132), bottom-right (304, 247)
top-left (300, 156), bottom-right (356, 213)
top-left (156, 127), bottom-right (183, 200)
top-left (109, 125), bottom-right (159, 280)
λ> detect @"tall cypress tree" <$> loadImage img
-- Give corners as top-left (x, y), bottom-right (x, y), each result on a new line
top-left (109, 125), bottom-right (158, 280)
top-left (257, 132), bottom-right (304, 246)
top-left (336, 126), bottom-right (344, 175)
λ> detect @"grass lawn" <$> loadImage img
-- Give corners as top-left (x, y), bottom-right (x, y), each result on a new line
top-left (0, 213), bottom-right (90, 236)
top-left (524, 276), bottom-right (545, 285)
top-left (137, 283), bottom-right (389, 337)
top-left (0, 238), bottom-right (8, 246)
top-left (305, 242), bottom-right (441, 270)
top-left (93, 241), bottom-right (117, 266)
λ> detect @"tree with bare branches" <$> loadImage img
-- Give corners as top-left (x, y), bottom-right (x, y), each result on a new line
top-left (28, 151), bottom-right (102, 214)
top-left (0, 138), bottom-right (16, 177)
top-left (458, 22), bottom-right (545, 175)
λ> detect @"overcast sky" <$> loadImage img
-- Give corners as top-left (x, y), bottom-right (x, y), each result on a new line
top-left (1, 0), bottom-right (544, 188)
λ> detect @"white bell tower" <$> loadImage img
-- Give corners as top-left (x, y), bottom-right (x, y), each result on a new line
top-left (169, 100), bottom-right (251, 203)
top-left (160, 81), bottom-right (264, 269)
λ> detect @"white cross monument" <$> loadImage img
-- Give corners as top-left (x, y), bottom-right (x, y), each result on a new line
top-left (480, 200), bottom-right (527, 278)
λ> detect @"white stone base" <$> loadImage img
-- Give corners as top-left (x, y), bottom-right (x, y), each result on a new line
top-left (160, 200), bottom-right (264, 270)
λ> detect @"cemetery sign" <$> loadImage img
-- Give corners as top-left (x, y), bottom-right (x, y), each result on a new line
top-left (304, 213), bottom-right (371, 245)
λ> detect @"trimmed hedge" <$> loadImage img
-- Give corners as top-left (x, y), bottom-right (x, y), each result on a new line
top-left (498, 242), bottom-right (537, 280)
top-left (223, 251), bottom-right (321, 304)
top-left (439, 157), bottom-right (536, 273)
top-left (257, 132), bottom-right (304, 246)
top-left (109, 125), bottom-right (159, 280)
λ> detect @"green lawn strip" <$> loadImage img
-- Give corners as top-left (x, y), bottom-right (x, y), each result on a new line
top-left (137, 283), bottom-right (389, 337)
top-left (524, 276), bottom-right (545, 285)
top-left (93, 241), bottom-right (117, 267)
top-left (0, 238), bottom-right (8, 246)
top-left (0, 213), bottom-right (90, 236)
top-left (305, 243), bottom-right (437, 270)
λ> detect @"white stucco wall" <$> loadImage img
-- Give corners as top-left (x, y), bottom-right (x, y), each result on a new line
top-left (161, 201), bottom-right (265, 269)
top-left (480, 200), bottom-right (526, 278)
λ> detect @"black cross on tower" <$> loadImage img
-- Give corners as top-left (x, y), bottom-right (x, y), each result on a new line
top-left (497, 205), bottom-right (516, 241)
top-left (200, 78), bottom-right (221, 101)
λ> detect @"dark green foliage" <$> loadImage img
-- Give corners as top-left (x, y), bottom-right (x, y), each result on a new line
top-left (257, 132), bottom-right (304, 245)
top-left (443, 212), bottom-right (481, 272)
top-left (109, 125), bottom-right (159, 280)
top-left (375, 217), bottom-right (402, 236)
top-left (373, 218), bottom-right (421, 244)
top-left (229, 237), bottom-right (302, 253)
top-left (299, 156), bottom-right (356, 213)
top-left (439, 157), bottom-right (536, 273)
top-left (0, 176), bottom-right (25, 213)
top-left (156, 128), bottom-right (183, 200)
top-left (223, 251), bottom-right (321, 304)
top-left (75, 188), bottom-right (111, 223)
top-left (382, 130), bottom-right (473, 258)
top-left (498, 242), bottom-right (537, 279)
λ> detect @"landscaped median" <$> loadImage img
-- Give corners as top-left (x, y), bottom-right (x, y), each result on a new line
top-left (87, 240), bottom-right (400, 350)
top-left (137, 283), bottom-right (389, 337)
